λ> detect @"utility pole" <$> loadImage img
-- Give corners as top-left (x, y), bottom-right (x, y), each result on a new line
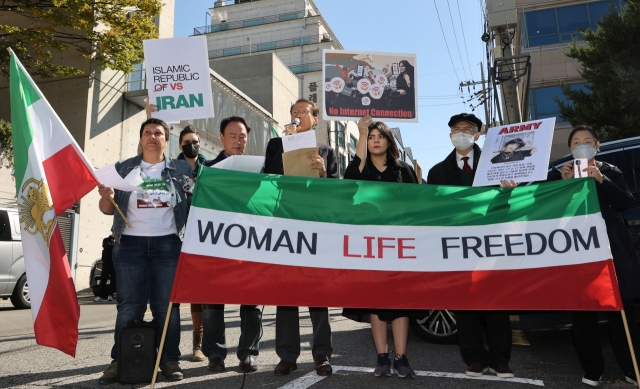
top-left (495, 30), bottom-right (522, 124)
top-left (480, 64), bottom-right (490, 130)
top-left (458, 76), bottom-right (491, 131)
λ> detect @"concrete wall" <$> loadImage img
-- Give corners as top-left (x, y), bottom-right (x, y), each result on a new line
top-left (209, 53), bottom-right (299, 130)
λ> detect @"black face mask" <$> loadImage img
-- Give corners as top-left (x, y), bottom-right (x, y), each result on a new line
top-left (182, 143), bottom-right (200, 159)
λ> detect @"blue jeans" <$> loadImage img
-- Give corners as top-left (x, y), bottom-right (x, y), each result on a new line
top-left (202, 304), bottom-right (261, 360)
top-left (110, 234), bottom-right (182, 366)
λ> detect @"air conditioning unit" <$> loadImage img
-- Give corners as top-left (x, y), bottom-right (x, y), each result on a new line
top-left (487, 0), bottom-right (517, 30)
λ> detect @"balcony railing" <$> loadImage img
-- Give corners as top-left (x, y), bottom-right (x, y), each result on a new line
top-left (194, 11), bottom-right (307, 35)
top-left (208, 34), bottom-right (332, 59)
top-left (214, 0), bottom-right (261, 7)
top-left (288, 61), bottom-right (322, 74)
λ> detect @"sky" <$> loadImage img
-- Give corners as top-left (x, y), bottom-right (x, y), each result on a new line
top-left (174, 0), bottom-right (489, 172)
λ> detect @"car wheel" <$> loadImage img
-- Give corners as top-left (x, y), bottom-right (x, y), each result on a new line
top-left (409, 310), bottom-right (457, 344)
top-left (10, 274), bottom-right (30, 309)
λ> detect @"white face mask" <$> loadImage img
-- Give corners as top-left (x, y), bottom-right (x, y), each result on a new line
top-left (451, 132), bottom-right (476, 151)
top-left (572, 145), bottom-right (597, 160)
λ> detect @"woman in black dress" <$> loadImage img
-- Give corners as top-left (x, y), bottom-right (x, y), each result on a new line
top-left (550, 125), bottom-right (640, 387)
top-left (393, 60), bottom-right (415, 117)
top-left (342, 116), bottom-right (418, 379)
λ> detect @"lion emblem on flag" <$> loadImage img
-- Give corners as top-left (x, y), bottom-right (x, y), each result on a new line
top-left (18, 178), bottom-right (55, 247)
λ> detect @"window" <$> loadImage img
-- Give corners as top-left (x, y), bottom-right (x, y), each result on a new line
top-left (338, 156), bottom-right (345, 178)
top-left (293, 36), bottom-right (312, 46)
top-left (349, 136), bottom-right (357, 153)
top-left (279, 12), bottom-right (301, 22)
top-left (524, 1), bottom-right (627, 48)
top-left (209, 23), bottom-right (228, 33)
top-left (257, 42), bottom-right (276, 51)
top-left (289, 65), bottom-right (309, 74)
top-left (528, 83), bottom-right (589, 121)
top-left (337, 122), bottom-right (345, 148)
top-left (244, 18), bottom-right (264, 27)
top-left (223, 47), bottom-right (241, 56)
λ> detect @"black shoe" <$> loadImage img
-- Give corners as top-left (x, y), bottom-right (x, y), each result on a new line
top-left (274, 360), bottom-right (297, 376)
top-left (239, 355), bottom-right (258, 373)
top-left (207, 356), bottom-right (225, 373)
top-left (97, 362), bottom-right (118, 385)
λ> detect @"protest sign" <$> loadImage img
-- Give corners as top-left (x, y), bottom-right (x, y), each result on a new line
top-left (171, 168), bottom-right (620, 311)
top-left (473, 118), bottom-right (556, 186)
top-left (322, 50), bottom-right (418, 122)
top-left (144, 36), bottom-right (214, 122)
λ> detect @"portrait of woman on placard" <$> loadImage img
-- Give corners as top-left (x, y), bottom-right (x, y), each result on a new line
top-left (392, 60), bottom-right (415, 117)
top-left (490, 137), bottom-right (537, 164)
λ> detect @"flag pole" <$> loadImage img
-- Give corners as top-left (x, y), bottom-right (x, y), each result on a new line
top-left (108, 197), bottom-right (131, 228)
top-left (150, 301), bottom-right (173, 389)
top-left (621, 309), bottom-right (640, 384)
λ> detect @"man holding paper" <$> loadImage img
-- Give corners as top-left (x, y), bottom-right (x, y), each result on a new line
top-left (200, 116), bottom-right (263, 374)
top-left (263, 99), bottom-right (338, 377)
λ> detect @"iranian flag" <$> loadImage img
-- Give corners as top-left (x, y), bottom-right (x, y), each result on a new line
top-left (171, 168), bottom-right (622, 311)
top-left (10, 50), bottom-right (98, 356)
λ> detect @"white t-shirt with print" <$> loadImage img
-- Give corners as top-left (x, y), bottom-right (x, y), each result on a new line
top-left (123, 160), bottom-right (177, 236)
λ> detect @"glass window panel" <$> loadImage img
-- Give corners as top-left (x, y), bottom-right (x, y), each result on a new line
top-left (561, 33), bottom-right (583, 42)
top-left (279, 12), bottom-right (301, 22)
top-left (557, 5), bottom-right (589, 33)
top-left (293, 36), bottom-right (312, 46)
top-left (529, 35), bottom-right (560, 46)
top-left (257, 42), bottom-right (276, 51)
top-left (530, 83), bottom-right (588, 121)
top-left (223, 47), bottom-right (241, 56)
top-left (289, 65), bottom-right (309, 74)
top-left (588, 1), bottom-right (612, 28)
top-left (244, 18), bottom-right (264, 27)
top-left (526, 9), bottom-right (558, 37)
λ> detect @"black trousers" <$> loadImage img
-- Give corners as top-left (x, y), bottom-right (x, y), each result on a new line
top-left (572, 299), bottom-right (640, 379)
top-left (456, 311), bottom-right (512, 366)
top-left (201, 304), bottom-right (261, 360)
top-left (275, 306), bottom-right (333, 363)
top-left (96, 260), bottom-right (116, 299)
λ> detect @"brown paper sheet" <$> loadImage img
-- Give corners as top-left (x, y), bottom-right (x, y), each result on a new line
top-left (282, 147), bottom-right (320, 178)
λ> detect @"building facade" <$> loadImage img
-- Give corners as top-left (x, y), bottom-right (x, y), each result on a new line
top-left (196, 0), bottom-right (361, 176)
top-left (494, 0), bottom-right (627, 160)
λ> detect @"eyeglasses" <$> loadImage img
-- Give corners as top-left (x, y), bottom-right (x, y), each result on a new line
top-left (292, 110), bottom-right (311, 116)
top-left (450, 126), bottom-right (477, 135)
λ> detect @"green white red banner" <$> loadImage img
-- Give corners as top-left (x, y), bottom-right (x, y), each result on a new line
top-left (171, 168), bottom-right (622, 311)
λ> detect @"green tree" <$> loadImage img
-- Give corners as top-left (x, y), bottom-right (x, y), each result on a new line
top-left (0, 0), bottom-right (162, 78)
top-left (0, 119), bottom-right (13, 168)
top-left (557, 0), bottom-right (640, 142)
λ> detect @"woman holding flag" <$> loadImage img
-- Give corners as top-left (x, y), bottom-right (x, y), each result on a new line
top-left (552, 125), bottom-right (640, 387)
top-left (97, 118), bottom-right (192, 385)
top-left (342, 116), bottom-right (419, 379)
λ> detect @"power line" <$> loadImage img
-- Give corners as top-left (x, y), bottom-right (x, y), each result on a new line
top-left (456, 0), bottom-right (474, 78)
top-left (446, 0), bottom-right (469, 80)
top-left (433, 0), bottom-right (462, 85)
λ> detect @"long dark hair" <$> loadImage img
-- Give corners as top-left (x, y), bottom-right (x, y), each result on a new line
top-left (367, 121), bottom-right (399, 165)
top-left (398, 60), bottom-right (414, 80)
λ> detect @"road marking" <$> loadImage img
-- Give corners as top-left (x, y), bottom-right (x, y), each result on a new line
top-left (277, 366), bottom-right (545, 388)
top-left (512, 329), bottom-right (531, 346)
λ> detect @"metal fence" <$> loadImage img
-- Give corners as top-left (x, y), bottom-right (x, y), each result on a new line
top-left (194, 11), bottom-right (306, 35)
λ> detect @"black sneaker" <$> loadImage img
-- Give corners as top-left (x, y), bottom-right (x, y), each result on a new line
top-left (374, 353), bottom-right (391, 377)
top-left (97, 362), bottom-right (118, 385)
top-left (207, 356), bottom-right (225, 373)
top-left (393, 354), bottom-right (416, 378)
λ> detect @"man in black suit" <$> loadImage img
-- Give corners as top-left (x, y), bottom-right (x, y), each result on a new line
top-left (202, 117), bottom-right (263, 374)
top-left (427, 113), bottom-right (514, 379)
top-left (263, 99), bottom-right (338, 377)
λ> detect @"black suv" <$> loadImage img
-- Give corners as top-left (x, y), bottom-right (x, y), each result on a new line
top-left (409, 136), bottom-right (640, 344)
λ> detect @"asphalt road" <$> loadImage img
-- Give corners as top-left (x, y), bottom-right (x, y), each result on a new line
top-left (0, 295), bottom-right (636, 389)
